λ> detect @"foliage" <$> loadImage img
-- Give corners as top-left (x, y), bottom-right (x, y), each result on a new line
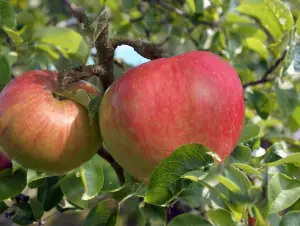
top-left (0, 0), bottom-right (300, 225)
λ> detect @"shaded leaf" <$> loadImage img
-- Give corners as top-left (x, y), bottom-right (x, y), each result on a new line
top-left (0, 0), bottom-right (16, 28)
top-left (80, 155), bottom-right (104, 200)
top-left (60, 171), bottom-right (88, 209)
top-left (248, 90), bottom-right (272, 119)
top-left (280, 210), bottom-right (300, 226)
top-left (168, 213), bottom-right (212, 226)
top-left (145, 143), bottom-right (214, 205)
top-left (206, 208), bottom-right (235, 226)
top-left (0, 168), bottom-right (26, 201)
top-left (2, 26), bottom-right (23, 45)
top-left (0, 55), bottom-right (11, 86)
top-left (83, 199), bottom-right (119, 226)
top-left (275, 79), bottom-right (298, 117)
top-left (268, 173), bottom-right (300, 213)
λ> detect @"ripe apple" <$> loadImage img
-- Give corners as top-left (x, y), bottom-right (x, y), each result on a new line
top-left (0, 70), bottom-right (102, 174)
top-left (99, 50), bottom-right (245, 183)
top-left (0, 150), bottom-right (12, 171)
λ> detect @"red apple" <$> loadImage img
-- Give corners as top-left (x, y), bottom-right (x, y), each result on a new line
top-left (0, 150), bottom-right (12, 171)
top-left (0, 70), bottom-right (102, 174)
top-left (99, 50), bottom-right (245, 183)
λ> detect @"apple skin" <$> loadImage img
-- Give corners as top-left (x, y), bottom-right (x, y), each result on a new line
top-left (99, 50), bottom-right (245, 183)
top-left (0, 70), bottom-right (102, 174)
top-left (0, 150), bottom-right (12, 171)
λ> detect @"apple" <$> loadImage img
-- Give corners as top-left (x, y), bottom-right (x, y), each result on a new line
top-left (99, 50), bottom-right (245, 183)
top-left (0, 70), bottom-right (102, 174)
top-left (0, 150), bottom-right (12, 171)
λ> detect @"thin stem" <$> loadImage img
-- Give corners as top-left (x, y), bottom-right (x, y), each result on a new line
top-left (242, 49), bottom-right (288, 89)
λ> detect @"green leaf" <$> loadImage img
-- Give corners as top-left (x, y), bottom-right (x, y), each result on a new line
top-left (0, 201), bottom-right (8, 215)
top-left (229, 145), bottom-right (252, 164)
top-left (275, 79), bottom-right (298, 117)
top-left (0, 55), bottom-right (11, 86)
top-left (168, 213), bottom-right (212, 226)
top-left (91, 9), bottom-right (109, 44)
top-left (237, 0), bottom-right (294, 42)
top-left (37, 177), bottom-right (64, 211)
top-left (0, 168), bottom-right (26, 201)
top-left (268, 173), bottom-right (300, 213)
top-left (263, 153), bottom-right (300, 168)
top-left (0, 0), bottom-right (16, 28)
top-left (139, 202), bottom-right (166, 226)
top-left (243, 37), bottom-right (268, 60)
top-left (30, 198), bottom-right (44, 221)
top-left (36, 44), bottom-right (60, 60)
top-left (206, 208), bottom-right (235, 226)
top-left (220, 165), bottom-right (252, 195)
top-left (60, 171), bottom-right (88, 209)
top-left (80, 155), bottom-right (104, 200)
top-left (231, 163), bottom-right (262, 178)
top-left (248, 90), bottom-right (272, 119)
top-left (123, 0), bottom-right (139, 11)
top-left (34, 27), bottom-right (89, 61)
top-left (280, 210), bottom-right (300, 226)
top-left (289, 106), bottom-right (300, 131)
top-left (12, 203), bottom-right (35, 225)
top-left (296, 17), bottom-right (300, 36)
top-left (27, 170), bottom-right (48, 188)
top-left (88, 96), bottom-right (102, 120)
top-left (238, 124), bottom-right (260, 143)
top-left (83, 199), bottom-right (119, 226)
top-left (263, 143), bottom-right (286, 164)
top-left (2, 26), bottom-right (23, 45)
top-left (145, 143), bottom-right (214, 205)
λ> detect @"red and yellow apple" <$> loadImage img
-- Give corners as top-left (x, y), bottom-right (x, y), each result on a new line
top-left (99, 50), bottom-right (245, 183)
top-left (0, 70), bottom-right (102, 174)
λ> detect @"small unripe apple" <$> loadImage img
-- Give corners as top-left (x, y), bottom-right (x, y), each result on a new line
top-left (99, 50), bottom-right (245, 183)
top-left (0, 70), bottom-right (102, 174)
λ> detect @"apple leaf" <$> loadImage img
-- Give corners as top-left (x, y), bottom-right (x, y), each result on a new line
top-left (29, 197), bottom-right (44, 221)
top-left (206, 208), bottom-right (235, 226)
top-left (248, 90), bottom-right (272, 120)
top-left (2, 26), bottom-right (23, 45)
top-left (37, 177), bottom-right (64, 212)
top-left (34, 27), bottom-right (89, 62)
top-left (238, 124), bottom-right (260, 143)
top-left (0, 168), bottom-right (27, 201)
top-left (139, 202), bottom-right (166, 226)
top-left (280, 210), bottom-right (300, 226)
top-left (275, 79), bottom-right (299, 117)
top-left (145, 143), bottom-right (214, 205)
top-left (0, 55), bottom-right (11, 86)
top-left (263, 142), bottom-right (286, 164)
top-left (0, 202), bottom-right (8, 215)
top-left (79, 155), bottom-right (104, 200)
top-left (236, 0), bottom-right (293, 42)
top-left (296, 17), bottom-right (300, 36)
top-left (263, 153), bottom-right (300, 168)
top-left (243, 37), bottom-right (268, 60)
top-left (168, 213), bottom-right (212, 226)
top-left (229, 145), bottom-right (252, 164)
top-left (83, 199), bottom-right (119, 226)
top-left (0, 0), bottom-right (16, 28)
top-left (11, 203), bottom-right (35, 225)
top-left (60, 171), bottom-right (88, 209)
top-left (268, 173), bottom-right (300, 213)
top-left (231, 163), bottom-right (261, 178)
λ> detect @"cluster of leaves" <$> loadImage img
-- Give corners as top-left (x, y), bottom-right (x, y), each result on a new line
top-left (1, 0), bottom-right (300, 225)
